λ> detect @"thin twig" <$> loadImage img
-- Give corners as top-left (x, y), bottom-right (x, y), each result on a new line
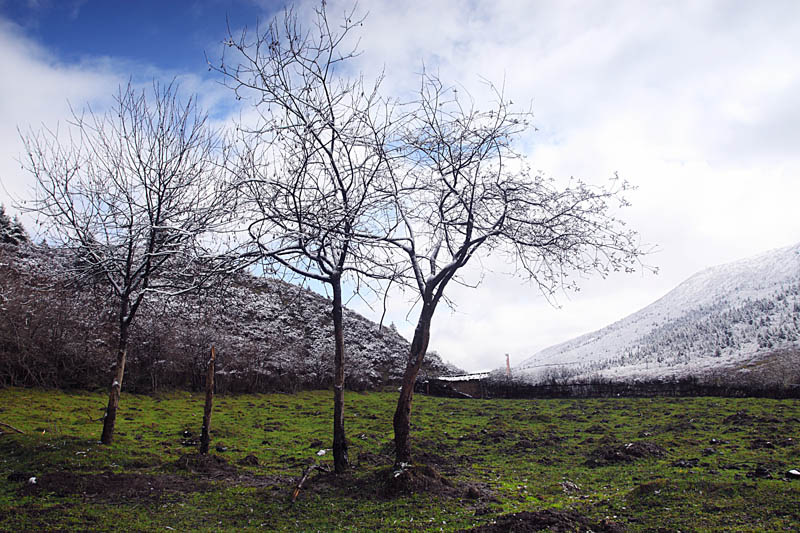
top-left (0, 421), bottom-right (24, 434)
top-left (290, 464), bottom-right (330, 503)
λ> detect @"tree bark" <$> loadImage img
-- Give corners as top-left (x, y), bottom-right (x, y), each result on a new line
top-left (100, 322), bottom-right (129, 445)
top-left (199, 345), bottom-right (216, 455)
top-left (331, 276), bottom-right (348, 474)
top-left (392, 305), bottom-right (433, 466)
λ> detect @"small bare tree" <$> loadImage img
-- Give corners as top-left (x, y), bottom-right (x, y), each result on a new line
top-left (216, 5), bottom-right (396, 473)
top-left (21, 82), bottom-right (233, 445)
top-left (385, 75), bottom-right (648, 466)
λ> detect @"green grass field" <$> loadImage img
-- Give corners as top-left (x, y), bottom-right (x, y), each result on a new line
top-left (0, 387), bottom-right (798, 531)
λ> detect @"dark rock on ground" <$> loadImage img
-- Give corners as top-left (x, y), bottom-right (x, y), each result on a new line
top-left (747, 465), bottom-right (773, 479)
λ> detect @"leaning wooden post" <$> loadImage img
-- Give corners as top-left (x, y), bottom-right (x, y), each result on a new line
top-left (199, 345), bottom-right (216, 455)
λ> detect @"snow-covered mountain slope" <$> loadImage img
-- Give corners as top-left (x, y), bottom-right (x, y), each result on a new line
top-left (516, 242), bottom-right (800, 382)
top-left (161, 272), bottom-right (460, 390)
top-left (0, 242), bottom-right (459, 392)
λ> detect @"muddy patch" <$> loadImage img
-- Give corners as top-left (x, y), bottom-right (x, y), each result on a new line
top-left (382, 463), bottom-right (460, 498)
top-left (509, 433), bottom-right (566, 456)
top-left (412, 440), bottom-right (470, 475)
top-left (586, 441), bottom-right (666, 466)
top-left (237, 454), bottom-right (260, 467)
top-left (17, 471), bottom-right (211, 502)
top-left (355, 449), bottom-right (392, 467)
top-left (166, 453), bottom-right (288, 489)
top-left (169, 453), bottom-right (239, 477)
top-left (463, 509), bottom-right (624, 532)
top-left (284, 465), bottom-right (461, 503)
top-left (723, 411), bottom-right (780, 427)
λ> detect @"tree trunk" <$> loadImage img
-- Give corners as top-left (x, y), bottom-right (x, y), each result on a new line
top-left (331, 277), bottom-right (348, 474)
top-left (392, 305), bottom-right (433, 466)
top-left (100, 323), bottom-right (129, 445)
top-left (199, 345), bottom-right (216, 455)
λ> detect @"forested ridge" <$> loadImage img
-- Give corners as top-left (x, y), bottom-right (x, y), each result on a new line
top-left (516, 242), bottom-right (800, 385)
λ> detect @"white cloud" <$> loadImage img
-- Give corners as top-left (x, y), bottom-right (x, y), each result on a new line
top-left (0, 17), bottom-right (234, 225)
top-left (320, 0), bottom-right (800, 371)
top-left (0, 19), bottom-right (117, 220)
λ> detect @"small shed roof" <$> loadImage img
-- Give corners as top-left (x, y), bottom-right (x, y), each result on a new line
top-left (435, 372), bottom-right (491, 382)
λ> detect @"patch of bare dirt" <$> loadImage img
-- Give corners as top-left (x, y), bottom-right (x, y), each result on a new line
top-left (166, 453), bottom-right (289, 489)
top-left (462, 509), bottom-right (624, 532)
top-left (237, 454), bottom-right (260, 466)
top-left (410, 440), bottom-right (471, 475)
top-left (169, 453), bottom-right (239, 477)
top-left (586, 441), bottom-right (666, 467)
top-left (382, 463), bottom-right (460, 497)
top-left (355, 449), bottom-right (391, 467)
top-left (17, 471), bottom-right (211, 502)
top-left (723, 411), bottom-right (781, 427)
top-left (508, 433), bottom-right (566, 455)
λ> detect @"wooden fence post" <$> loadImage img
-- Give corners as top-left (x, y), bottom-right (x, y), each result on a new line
top-left (199, 345), bottom-right (216, 455)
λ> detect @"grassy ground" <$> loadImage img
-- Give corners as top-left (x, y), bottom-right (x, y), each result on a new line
top-left (0, 387), bottom-right (798, 531)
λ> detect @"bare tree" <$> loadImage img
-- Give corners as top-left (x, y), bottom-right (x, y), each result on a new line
top-left (385, 75), bottom-right (648, 466)
top-left (21, 81), bottom-right (233, 445)
top-left (215, 5), bottom-right (396, 473)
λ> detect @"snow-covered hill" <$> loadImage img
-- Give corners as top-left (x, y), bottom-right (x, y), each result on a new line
top-left (0, 242), bottom-right (459, 392)
top-left (160, 272), bottom-right (460, 391)
top-left (516, 242), bottom-right (800, 383)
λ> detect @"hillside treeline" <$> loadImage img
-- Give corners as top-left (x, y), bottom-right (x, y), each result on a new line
top-left (481, 373), bottom-right (800, 399)
top-left (0, 241), bottom-right (456, 393)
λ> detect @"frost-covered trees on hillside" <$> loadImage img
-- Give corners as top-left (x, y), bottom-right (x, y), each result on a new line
top-left (0, 243), bottom-right (454, 391)
top-left (0, 244), bottom-right (113, 389)
top-left (21, 82), bottom-right (234, 445)
top-left (514, 269), bottom-right (800, 386)
top-left (586, 282), bottom-right (800, 377)
top-left (0, 206), bottom-right (28, 246)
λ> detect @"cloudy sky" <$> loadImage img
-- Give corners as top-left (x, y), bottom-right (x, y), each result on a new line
top-left (2, 0), bottom-right (799, 372)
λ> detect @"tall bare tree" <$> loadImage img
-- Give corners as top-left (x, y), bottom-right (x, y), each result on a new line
top-left (21, 82), bottom-right (233, 445)
top-left (215, 5), bottom-right (396, 473)
top-left (384, 75), bottom-right (648, 466)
